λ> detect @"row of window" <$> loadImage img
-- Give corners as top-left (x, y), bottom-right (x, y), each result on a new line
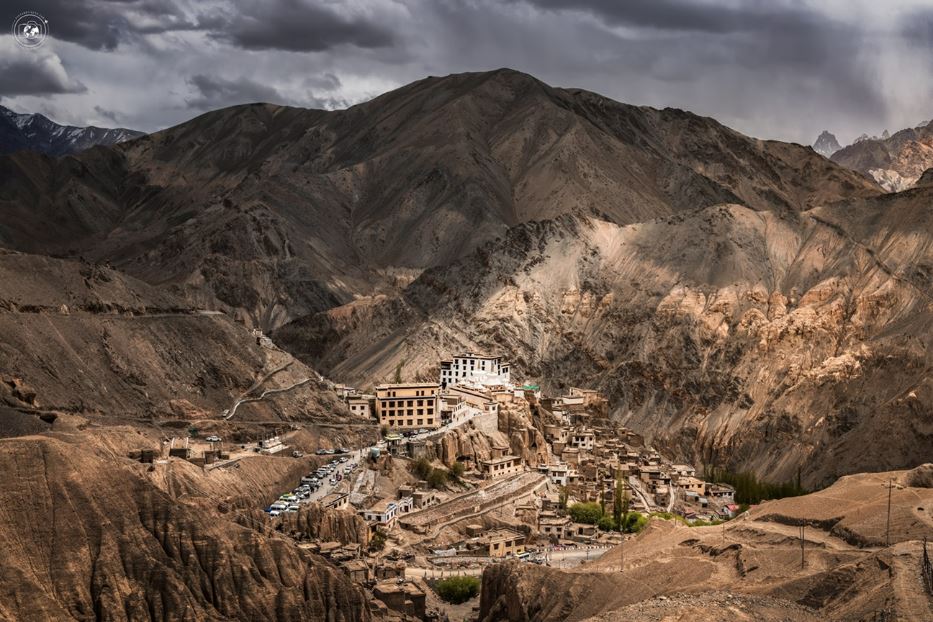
top-left (383, 418), bottom-right (436, 427)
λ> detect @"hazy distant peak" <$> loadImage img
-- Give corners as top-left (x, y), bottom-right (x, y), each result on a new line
top-left (812, 130), bottom-right (841, 157)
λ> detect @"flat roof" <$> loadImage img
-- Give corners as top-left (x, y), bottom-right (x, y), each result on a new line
top-left (486, 528), bottom-right (524, 542)
top-left (480, 455), bottom-right (520, 465)
top-left (375, 382), bottom-right (440, 389)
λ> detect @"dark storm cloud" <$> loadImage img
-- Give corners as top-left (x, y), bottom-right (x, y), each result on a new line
top-left (5, 0), bottom-right (930, 144)
top-left (0, 55), bottom-right (86, 96)
top-left (207, 0), bottom-right (394, 52)
top-left (520, 0), bottom-right (822, 34)
top-left (185, 74), bottom-right (290, 110)
top-left (0, 0), bottom-right (196, 50)
top-left (93, 105), bottom-right (120, 123)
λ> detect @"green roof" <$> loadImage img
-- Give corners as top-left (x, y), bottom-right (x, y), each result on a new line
top-left (522, 384), bottom-right (540, 390)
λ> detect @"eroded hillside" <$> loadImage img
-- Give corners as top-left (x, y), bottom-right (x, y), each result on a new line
top-left (277, 190), bottom-right (933, 487)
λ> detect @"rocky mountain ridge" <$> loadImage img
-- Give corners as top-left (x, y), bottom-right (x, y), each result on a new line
top-left (831, 119), bottom-right (933, 191)
top-left (0, 69), bottom-right (879, 330)
top-left (0, 105), bottom-right (143, 156)
top-left (276, 189), bottom-right (933, 487)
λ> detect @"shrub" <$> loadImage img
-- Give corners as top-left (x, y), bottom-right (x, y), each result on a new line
top-left (368, 529), bottom-right (387, 553)
top-left (450, 461), bottom-right (465, 479)
top-left (623, 512), bottom-right (647, 533)
top-left (411, 457), bottom-right (433, 480)
top-left (568, 502), bottom-right (603, 525)
top-left (434, 575), bottom-right (480, 604)
top-left (427, 468), bottom-right (448, 489)
top-left (597, 515), bottom-right (616, 531)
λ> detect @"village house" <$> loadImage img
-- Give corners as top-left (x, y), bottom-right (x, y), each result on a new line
top-left (447, 383), bottom-right (500, 416)
top-left (345, 394), bottom-right (375, 419)
top-left (570, 429), bottom-right (596, 451)
top-left (479, 454), bottom-right (523, 479)
top-left (485, 529), bottom-right (526, 558)
top-left (321, 492), bottom-right (350, 510)
top-left (340, 559), bottom-right (370, 583)
top-left (438, 392), bottom-right (467, 425)
top-left (440, 352), bottom-right (511, 388)
top-left (678, 476), bottom-right (707, 495)
top-left (543, 463), bottom-right (570, 486)
top-left (538, 513), bottom-right (572, 540)
top-left (360, 497), bottom-right (412, 528)
top-left (671, 464), bottom-right (697, 478)
top-left (718, 503), bottom-right (741, 519)
top-left (708, 485), bottom-right (736, 502)
top-left (372, 581), bottom-right (427, 620)
top-left (374, 383), bottom-right (440, 430)
top-left (569, 522), bottom-right (598, 541)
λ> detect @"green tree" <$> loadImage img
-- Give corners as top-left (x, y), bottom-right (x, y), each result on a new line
top-left (623, 512), bottom-right (647, 533)
top-left (558, 485), bottom-right (569, 511)
top-left (597, 515), bottom-right (616, 531)
top-left (612, 478), bottom-right (625, 530)
top-left (368, 529), bottom-right (387, 552)
top-left (450, 461), bottom-right (465, 479)
top-left (411, 457), bottom-right (433, 480)
top-left (568, 502), bottom-right (603, 525)
top-left (393, 361), bottom-right (403, 384)
top-left (427, 468), bottom-right (448, 489)
top-left (434, 576), bottom-right (480, 604)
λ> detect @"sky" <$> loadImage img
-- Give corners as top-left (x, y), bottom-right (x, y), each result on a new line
top-left (3, 0), bottom-right (933, 145)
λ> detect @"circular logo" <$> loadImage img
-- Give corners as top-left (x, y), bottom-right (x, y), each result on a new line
top-left (12, 11), bottom-right (48, 48)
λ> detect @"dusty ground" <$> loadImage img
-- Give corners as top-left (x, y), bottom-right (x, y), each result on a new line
top-left (479, 465), bottom-right (933, 622)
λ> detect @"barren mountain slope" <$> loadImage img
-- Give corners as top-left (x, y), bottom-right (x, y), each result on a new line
top-left (0, 69), bottom-right (878, 329)
top-left (0, 432), bottom-right (370, 621)
top-left (478, 466), bottom-right (933, 622)
top-left (277, 189), bottom-right (933, 486)
top-left (832, 121), bottom-right (933, 191)
top-left (0, 249), bottom-right (359, 426)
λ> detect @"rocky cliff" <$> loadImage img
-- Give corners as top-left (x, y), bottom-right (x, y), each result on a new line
top-left (832, 120), bottom-right (933, 191)
top-left (0, 435), bottom-right (370, 621)
top-left (280, 192), bottom-right (933, 487)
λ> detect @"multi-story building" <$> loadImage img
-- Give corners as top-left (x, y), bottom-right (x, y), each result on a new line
top-left (479, 454), bottom-right (523, 479)
top-left (440, 353), bottom-right (511, 388)
top-left (485, 529), bottom-right (526, 558)
top-left (346, 394), bottom-right (375, 419)
top-left (374, 383), bottom-right (440, 430)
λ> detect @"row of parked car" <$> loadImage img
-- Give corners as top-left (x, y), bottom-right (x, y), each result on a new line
top-left (264, 455), bottom-right (359, 517)
top-left (314, 447), bottom-right (350, 455)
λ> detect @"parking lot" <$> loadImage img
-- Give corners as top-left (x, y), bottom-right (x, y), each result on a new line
top-left (264, 446), bottom-right (368, 516)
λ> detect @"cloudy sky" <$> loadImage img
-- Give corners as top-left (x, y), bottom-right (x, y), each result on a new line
top-left (3, 0), bottom-right (933, 145)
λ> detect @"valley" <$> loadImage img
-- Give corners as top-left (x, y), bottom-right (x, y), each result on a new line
top-left (0, 67), bottom-right (931, 622)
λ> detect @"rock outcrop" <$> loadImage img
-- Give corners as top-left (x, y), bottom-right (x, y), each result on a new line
top-left (0, 435), bottom-right (370, 621)
top-left (281, 194), bottom-right (933, 488)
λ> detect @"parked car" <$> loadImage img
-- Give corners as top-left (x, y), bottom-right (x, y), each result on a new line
top-left (268, 510), bottom-right (281, 517)
top-left (337, 447), bottom-right (350, 454)
top-left (315, 449), bottom-right (328, 455)
top-left (329, 477), bottom-right (337, 485)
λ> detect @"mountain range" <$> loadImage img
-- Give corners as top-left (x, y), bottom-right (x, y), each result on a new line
top-left (0, 105), bottom-right (143, 157)
top-left (0, 69), bottom-right (928, 490)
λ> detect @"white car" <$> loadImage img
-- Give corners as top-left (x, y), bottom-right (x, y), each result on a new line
top-left (205, 435), bottom-right (221, 442)
top-left (268, 510), bottom-right (281, 517)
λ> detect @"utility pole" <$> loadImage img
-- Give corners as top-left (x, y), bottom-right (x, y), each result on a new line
top-left (799, 524), bottom-right (805, 569)
top-left (885, 478), bottom-right (894, 547)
